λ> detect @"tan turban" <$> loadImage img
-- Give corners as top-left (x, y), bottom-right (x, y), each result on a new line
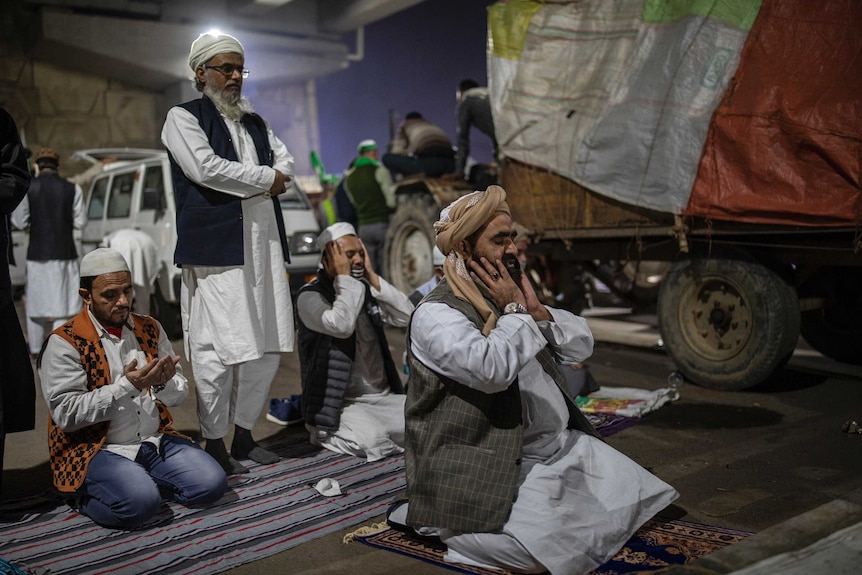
top-left (188, 32), bottom-right (244, 72)
top-left (434, 185), bottom-right (510, 335)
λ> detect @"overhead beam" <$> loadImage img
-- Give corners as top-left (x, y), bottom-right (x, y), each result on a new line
top-left (319, 0), bottom-right (426, 33)
top-left (29, 8), bottom-right (351, 91)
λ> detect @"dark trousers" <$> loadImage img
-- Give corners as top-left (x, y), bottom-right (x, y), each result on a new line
top-left (0, 297), bottom-right (36, 497)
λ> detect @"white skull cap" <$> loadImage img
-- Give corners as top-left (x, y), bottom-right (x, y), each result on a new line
top-left (318, 222), bottom-right (356, 250)
top-left (80, 248), bottom-right (130, 277)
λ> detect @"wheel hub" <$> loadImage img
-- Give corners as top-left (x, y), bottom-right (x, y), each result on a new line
top-left (685, 279), bottom-right (753, 360)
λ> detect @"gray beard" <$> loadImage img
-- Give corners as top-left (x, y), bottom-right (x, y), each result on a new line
top-left (203, 85), bottom-right (254, 122)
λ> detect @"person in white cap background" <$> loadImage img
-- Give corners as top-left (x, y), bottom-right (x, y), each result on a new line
top-left (161, 31), bottom-right (295, 474)
top-left (408, 245), bottom-right (446, 306)
top-left (291, 222), bottom-right (413, 461)
top-left (393, 185), bottom-right (677, 574)
top-left (11, 147), bottom-right (86, 358)
top-left (38, 248), bottom-right (227, 529)
top-left (343, 139), bottom-right (395, 275)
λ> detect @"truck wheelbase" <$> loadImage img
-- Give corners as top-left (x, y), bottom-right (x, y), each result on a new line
top-left (657, 258), bottom-right (800, 391)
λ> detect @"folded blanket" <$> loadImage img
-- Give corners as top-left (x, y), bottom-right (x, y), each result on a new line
top-left (576, 385), bottom-right (679, 418)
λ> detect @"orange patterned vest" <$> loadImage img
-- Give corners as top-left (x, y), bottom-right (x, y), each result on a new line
top-left (46, 308), bottom-right (187, 492)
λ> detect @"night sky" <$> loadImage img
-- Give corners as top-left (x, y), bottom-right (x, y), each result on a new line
top-left (316, 0), bottom-right (496, 177)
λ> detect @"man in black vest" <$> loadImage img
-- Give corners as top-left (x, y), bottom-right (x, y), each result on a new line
top-left (161, 32), bottom-right (295, 475)
top-left (11, 147), bottom-right (85, 357)
top-left (294, 222), bottom-right (413, 461)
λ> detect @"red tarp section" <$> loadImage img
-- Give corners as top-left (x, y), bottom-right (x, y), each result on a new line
top-left (686, 0), bottom-right (862, 226)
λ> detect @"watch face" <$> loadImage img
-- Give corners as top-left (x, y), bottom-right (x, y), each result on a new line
top-left (505, 302), bottom-right (525, 314)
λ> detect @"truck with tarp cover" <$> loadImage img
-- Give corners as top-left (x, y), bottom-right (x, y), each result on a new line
top-left (383, 0), bottom-right (861, 390)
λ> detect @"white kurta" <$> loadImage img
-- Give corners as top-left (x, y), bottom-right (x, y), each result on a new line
top-left (161, 105), bottom-right (295, 365)
top-left (410, 304), bottom-right (679, 575)
top-left (11, 182), bottom-right (85, 319)
top-left (298, 274), bottom-right (413, 461)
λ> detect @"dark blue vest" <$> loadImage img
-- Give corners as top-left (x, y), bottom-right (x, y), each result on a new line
top-left (26, 172), bottom-right (77, 261)
top-left (168, 96), bottom-right (289, 266)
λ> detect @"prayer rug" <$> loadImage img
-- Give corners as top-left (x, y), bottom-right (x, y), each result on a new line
top-left (0, 416), bottom-right (636, 575)
top-left (0, 436), bottom-right (405, 575)
top-left (352, 518), bottom-right (753, 575)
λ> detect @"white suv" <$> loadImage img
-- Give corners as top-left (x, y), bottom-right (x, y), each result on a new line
top-left (79, 149), bottom-right (320, 338)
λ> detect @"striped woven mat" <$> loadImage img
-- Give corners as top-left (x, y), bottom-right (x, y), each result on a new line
top-left (0, 413), bottom-right (635, 575)
top-left (0, 436), bottom-right (405, 575)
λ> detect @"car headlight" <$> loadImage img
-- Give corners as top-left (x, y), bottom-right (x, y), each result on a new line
top-left (289, 231), bottom-right (320, 255)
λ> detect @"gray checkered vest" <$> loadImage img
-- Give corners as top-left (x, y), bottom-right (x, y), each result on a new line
top-left (404, 279), bottom-right (599, 532)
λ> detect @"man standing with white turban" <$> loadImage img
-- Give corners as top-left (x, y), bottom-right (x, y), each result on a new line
top-left (391, 186), bottom-right (678, 574)
top-left (161, 32), bottom-right (295, 474)
top-left (38, 248), bottom-right (227, 529)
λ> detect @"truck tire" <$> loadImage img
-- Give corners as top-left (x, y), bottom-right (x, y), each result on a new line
top-left (799, 267), bottom-right (862, 365)
top-left (384, 193), bottom-right (439, 295)
top-left (657, 258), bottom-right (800, 391)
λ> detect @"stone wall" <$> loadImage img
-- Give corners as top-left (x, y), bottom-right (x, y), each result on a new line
top-left (1, 8), bottom-right (317, 181)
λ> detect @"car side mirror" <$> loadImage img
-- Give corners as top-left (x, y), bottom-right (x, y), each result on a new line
top-left (141, 188), bottom-right (164, 210)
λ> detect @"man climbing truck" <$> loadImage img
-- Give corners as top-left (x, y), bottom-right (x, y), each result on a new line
top-left (384, 0), bottom-right (861, 391)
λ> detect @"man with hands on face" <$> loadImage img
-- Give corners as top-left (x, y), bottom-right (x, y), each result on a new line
top-left (38, 248), bottom-right (227, 529)
top-left (395, 186), bottom-right (678, 575)
top-left (295, 222), bottom-right (413, 461)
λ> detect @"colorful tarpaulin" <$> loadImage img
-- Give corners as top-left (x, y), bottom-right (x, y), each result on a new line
top-left (488, 0), bottom-right (862, 226)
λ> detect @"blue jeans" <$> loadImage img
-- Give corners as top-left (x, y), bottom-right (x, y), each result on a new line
top-left (75, 435), bottom-right (228, 529)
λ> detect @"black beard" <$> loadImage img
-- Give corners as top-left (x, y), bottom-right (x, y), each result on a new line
top-left (502, 253), bottom-right (522, 284)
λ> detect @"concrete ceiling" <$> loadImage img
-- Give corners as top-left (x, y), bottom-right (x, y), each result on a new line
top-left (21, 0), bottom-right (426, 90)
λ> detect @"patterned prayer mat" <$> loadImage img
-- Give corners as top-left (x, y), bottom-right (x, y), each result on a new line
top-left (0, 414), bottom-right (636, 575)
top-left (353, 518), bottom-right (753, 575)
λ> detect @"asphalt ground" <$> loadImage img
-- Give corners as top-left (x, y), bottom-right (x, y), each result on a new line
top-left (3, 299), bottom-right (862, 574)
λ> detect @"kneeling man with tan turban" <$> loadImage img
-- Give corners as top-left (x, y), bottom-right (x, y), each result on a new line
top-left (392, 186), bottom-right (679, 574)
top-left (39, 248), bottom-right (227, 529)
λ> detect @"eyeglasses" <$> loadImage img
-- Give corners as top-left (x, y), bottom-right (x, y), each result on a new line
top-left (204, 64), bottom-right (250, 79)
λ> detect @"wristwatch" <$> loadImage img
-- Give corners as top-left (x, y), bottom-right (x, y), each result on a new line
top-left (503, 302), bottom-right (528, 315)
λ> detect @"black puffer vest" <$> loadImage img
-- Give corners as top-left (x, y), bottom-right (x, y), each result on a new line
top-left (297, 271), bottom-right (403, 432)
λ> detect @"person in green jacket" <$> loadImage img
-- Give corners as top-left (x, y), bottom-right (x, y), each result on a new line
top-left (344, 140), bottom-right (394, 276)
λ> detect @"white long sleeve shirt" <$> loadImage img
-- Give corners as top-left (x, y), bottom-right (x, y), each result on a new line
top-left (161, 104), bottom-right (296, 364)
top-left (297, 274), bottom-right (413, 396)
top-left (410, 303), bottom-right (678, 575)
top-left (39, 309), bottom-right (188, 461)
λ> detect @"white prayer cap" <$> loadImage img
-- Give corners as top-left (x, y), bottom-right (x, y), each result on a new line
top-left (432, 246), bottom-right (445, 266)
top-left (357, 139), bottom-right (377, 153)
top-left (188, 32), bottom-right (244, 71)
top-left (313, 478), bottom-right (342, 497)
top-left (80, 248), bottom-right (130, 277)
top-left (318, 222), bottom-right (356, 250)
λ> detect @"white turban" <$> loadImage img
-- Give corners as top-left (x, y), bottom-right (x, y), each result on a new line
top-left (188, 32), bottom-right (244, 72)
top-left (318, 222), bottom-right (357, 250)
top-left (432, 246), bottom-right (445, 266)
top-left (80, 248), bottom-right (130, 278)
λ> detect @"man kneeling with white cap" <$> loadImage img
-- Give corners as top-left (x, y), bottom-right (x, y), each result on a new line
top-left (294, 223), bottom-right (413, 461)
top-left (38, 248), bottom-right (227, 529)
